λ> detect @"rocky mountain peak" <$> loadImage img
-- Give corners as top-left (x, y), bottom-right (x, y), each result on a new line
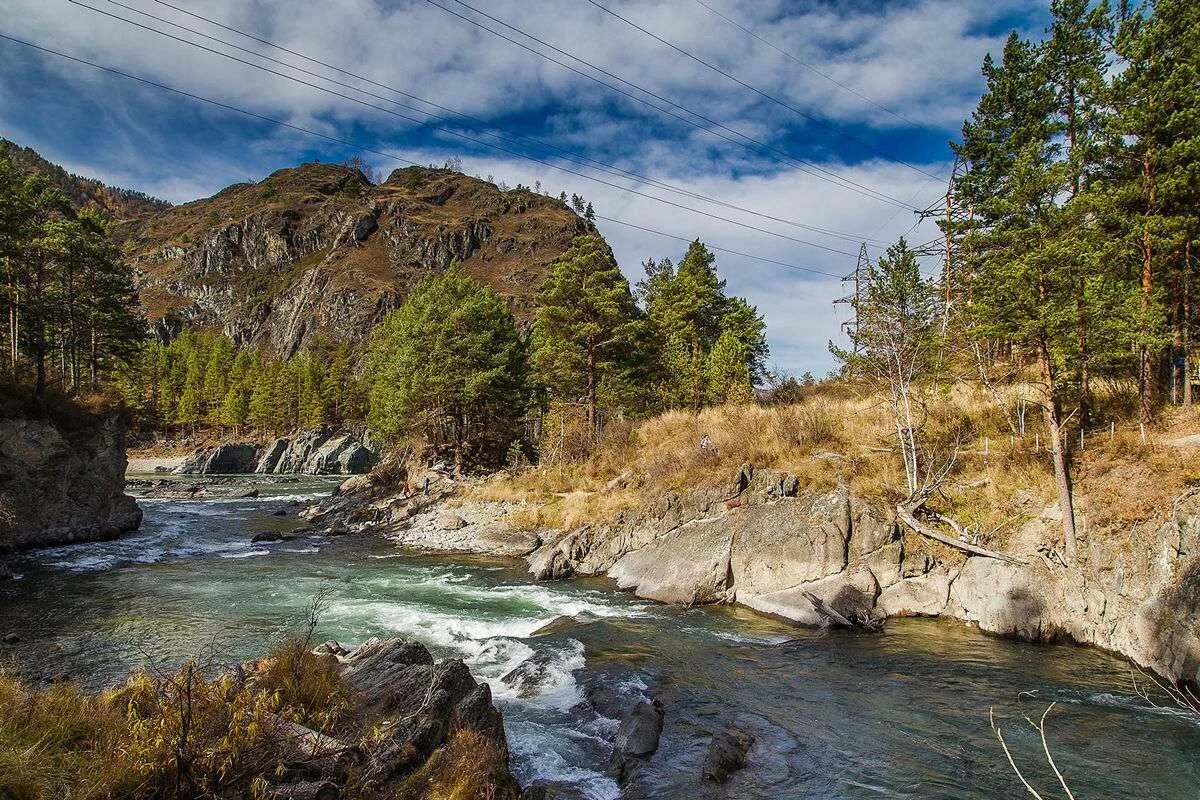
top-left (123, 162), bottom-right (597, 357)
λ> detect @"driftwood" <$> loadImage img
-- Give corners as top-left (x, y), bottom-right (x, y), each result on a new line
top-left (896, 505), bottom-right (1027, 565)
top-left (802, 590), bottom-right (856, 628)
top-left (265, 714), bottom-right (355, 776)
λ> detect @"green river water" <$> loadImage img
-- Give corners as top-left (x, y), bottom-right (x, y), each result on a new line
top-left (0, 476), bottom-right (1196, 798)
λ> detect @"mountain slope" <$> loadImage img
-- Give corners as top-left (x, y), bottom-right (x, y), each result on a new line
top-left (125, 163), bottom-right (597, 356)
top-left (0, 138), bottom-right (170, 222)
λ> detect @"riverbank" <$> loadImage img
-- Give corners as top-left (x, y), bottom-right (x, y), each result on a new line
top-left (4, 482), bottom-right (1197, 799)
top-left (0, 633), bottom-right (517, 800)
top-left (300, 392), bottom-right (1200, 688)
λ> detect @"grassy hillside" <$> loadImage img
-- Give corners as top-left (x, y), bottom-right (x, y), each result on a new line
top-left (473, 379), bottom-right (1196, 547)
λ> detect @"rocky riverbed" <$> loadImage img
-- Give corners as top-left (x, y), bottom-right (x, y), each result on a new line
top-left (304, 463), bottom-right (1200, 688)
top-left (3, 479), bottom-right (1197, 799)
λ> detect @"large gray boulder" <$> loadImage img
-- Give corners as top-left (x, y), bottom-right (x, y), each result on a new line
top-left (176, 443), bottom-right (259, 474)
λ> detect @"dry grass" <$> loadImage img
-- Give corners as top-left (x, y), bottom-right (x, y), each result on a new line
top-left (473, 378), bottom-right (1200, 542)
top-left (392, 729), bottom-right (517, 800)
top-left (0, 635), bottom-right (352, 800)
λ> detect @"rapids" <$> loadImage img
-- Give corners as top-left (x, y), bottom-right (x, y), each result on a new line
top-left (1, 476), bottom-right (1196, 798)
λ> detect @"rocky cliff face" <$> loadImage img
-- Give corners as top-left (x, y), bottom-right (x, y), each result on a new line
top-left (174, 428), bottom-right (376, 475)
top-left (0, 414), bottom-right (142, 551)
top-left (124, 163), bottom-right (595, 357)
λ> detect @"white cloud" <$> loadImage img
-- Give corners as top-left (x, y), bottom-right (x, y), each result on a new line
top-left (1, 0), bottom-right (999, 372)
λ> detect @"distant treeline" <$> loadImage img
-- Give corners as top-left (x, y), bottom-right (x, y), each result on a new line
top-left (118, 332), bottom-right (365, 434)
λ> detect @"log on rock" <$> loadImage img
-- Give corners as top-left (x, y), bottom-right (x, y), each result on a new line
top-left (265, 714), bottom-right (355, 771)
top-left (895, 505), bottom-right (1026, 565)
top-left (801, 591), bottom-right (856, 629)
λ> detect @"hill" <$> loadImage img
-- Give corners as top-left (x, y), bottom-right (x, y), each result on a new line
top-left (3, 141), bottom-right (599, 359)
top-left (0, 138), bottom-right (170, 223)
top-left (124, 163), bottom-right (597, 357)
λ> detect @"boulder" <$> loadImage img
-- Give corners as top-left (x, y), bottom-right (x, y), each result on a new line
top-left (436, 514), bottom-right (468, 531)
top-left (2, 633), bottom-right (20, 644)
top-left (175, 443), bottom-right (260, 475)
top-left (251, 532), bottom-right (292, 543)
top-left (611, 699), bottom-right (664, 782)
top-left (702, 723), bottom-right (755, 784)
top-left (339, 638), bottom-right (513, 792)
top-left (0, 415), bottom-right (142, 551)
top-left (313, 641), bottom-right (348, 657)
top-left (500, 650), bottom-right (556, 698)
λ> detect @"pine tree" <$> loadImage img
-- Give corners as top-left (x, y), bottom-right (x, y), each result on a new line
top-left (1104, 0), bottom-right (1200, 424)
top-left (831, 239), bottom-right (942, 499)
top-left (202, 337), bottom-right (232, 427)
top-left (532, 235), bottom-right (642, 431)
top-left (706, 328), bottom-right (754, 405)
top-left (176, 349), bottom-right (204, 430)
top-left (366, 265), bottom-right (530, 473)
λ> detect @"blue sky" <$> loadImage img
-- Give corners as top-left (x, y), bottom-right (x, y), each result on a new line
top-left (0, 0), bottom-right (1049, 375)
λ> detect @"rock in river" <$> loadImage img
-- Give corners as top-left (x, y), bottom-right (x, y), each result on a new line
top-left (611, 699), bottom-right (665, 783)
top-left (703, 722), bottom-right (756, 784)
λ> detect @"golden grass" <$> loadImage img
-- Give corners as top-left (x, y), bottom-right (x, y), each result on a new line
top-left (472, 379), bottom-right (1197, 542)
top-left (392, 729), bottom-right (517, 800)
top-left (0, 635), bottom-right (352, 800)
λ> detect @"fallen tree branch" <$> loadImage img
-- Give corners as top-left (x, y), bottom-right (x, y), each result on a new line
top-left (896, 504), bottom-right (1027, 565)
top-left (801, 590), bottom-right (860, 629)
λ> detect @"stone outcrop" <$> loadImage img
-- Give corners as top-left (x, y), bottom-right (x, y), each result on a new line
top-left (261, 637), bottom-right (519, 800)
top-left (0, 414), bottom-right (142, 551)
top-left (523, 465), bottom-right (1200, 686)
top-left (124, 163), bottom-right (597, 358)
top-left (611, 699), bottom-right (665, 784)
top-left (175, 428), bottom-right (375, 475)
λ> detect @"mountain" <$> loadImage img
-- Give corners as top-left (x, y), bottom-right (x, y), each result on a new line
top-left (3, 141), bottom-right (599, 358)
top-left (0, 138), bottom-right (171, 223)
top-left (126, 163), bottom-right (596, 357)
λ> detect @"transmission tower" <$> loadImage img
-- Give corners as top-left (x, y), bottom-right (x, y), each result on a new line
top-left (917, 154), bottom-right (971, 314)
top-left (834, 243), bottom-right (872, 360)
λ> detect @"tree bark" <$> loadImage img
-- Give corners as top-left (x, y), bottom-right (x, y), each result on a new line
top-left (1037, 338), bottom-right (1077, 562)
top-left (1186, 242), bottom-right (1193, 406)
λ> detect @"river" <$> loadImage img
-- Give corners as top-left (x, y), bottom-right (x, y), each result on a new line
top-left (1, 477), bottom-right (1196, 798)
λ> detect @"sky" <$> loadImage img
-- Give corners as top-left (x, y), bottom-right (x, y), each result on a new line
top-left (0, 0), bottom-right (1050, 376)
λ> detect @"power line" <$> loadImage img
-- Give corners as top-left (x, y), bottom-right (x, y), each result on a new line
top-left (583, 0), bottom-right (945, 181)
top-left (0, 31), bottom-right (843, 279)
top-left (691, 0), bottom-right (925, 129)
top-left (0, 33), bottom-right (420, 169)
top-left (423, 0), bottom-right (917, 211)
top-left (110, 0), bottom-right (889, 247)
top-left (65, 0), bottom-right (861, 257)
top-left (593, 215), bottom-right (842, 278)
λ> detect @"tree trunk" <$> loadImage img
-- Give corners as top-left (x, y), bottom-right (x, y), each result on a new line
top-left (1037, 338), bottom-right (1077, 562)
top-left (33, 324), bottom-right (46, 396)
top-left (1138, 150), bottom-right (1155, 428)
top-left (1077, 275), bottom-right (1090, 427)
top-left (586, 338), bottom-right (597, 433)
top-left (1186, 242), bottom-right (1193, 406)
